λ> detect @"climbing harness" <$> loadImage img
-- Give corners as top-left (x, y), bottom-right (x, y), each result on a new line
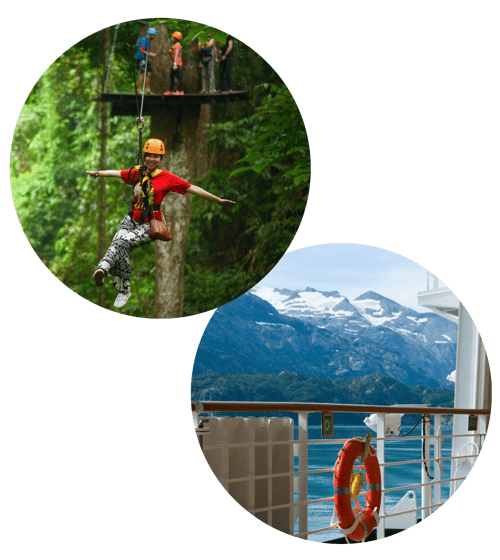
top-left (331, 433), bottom-right (381, 543)
top-left (126, 164), bottom-right (162, 222)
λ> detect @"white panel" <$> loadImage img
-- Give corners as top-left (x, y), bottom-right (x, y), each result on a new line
top-left (201, 416), bottom-right (294, 534)
top-left (451, 304), bottom-right (480, 494)
top-left (385, 491), bottom-right (418, 529)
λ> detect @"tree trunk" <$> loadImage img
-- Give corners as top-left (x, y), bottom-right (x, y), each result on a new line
top-left (151, 105), bottom-right (203, 318)
top-left (144, 22), bottom-right (201, 94)
top-left (146, 23), bottom-right (211, 317)
top-left (97, 27), bottom-right (110, 307)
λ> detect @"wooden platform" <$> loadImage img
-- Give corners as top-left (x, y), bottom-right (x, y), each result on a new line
top-left (98, 91), bottom-right (249, 116)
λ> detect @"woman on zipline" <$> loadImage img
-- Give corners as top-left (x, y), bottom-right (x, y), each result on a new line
top-left (86, 138), bottom-right (235, 309)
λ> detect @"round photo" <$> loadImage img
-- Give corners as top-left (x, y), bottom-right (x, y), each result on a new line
top-left (191, 243), bottom-right (492, 543)
top-left (10, 18), bottom-right (310, 317)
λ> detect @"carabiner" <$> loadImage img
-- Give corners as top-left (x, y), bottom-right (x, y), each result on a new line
top-left (136, 116), bottom-right (145, 131)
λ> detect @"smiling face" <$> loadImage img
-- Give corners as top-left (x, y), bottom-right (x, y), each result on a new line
top-left (144, 152), bottom-right (162, 172)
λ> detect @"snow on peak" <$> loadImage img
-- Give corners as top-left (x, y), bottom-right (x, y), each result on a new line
top-left (408, 316), bottom-right (428, 324)
top-left (252, 287), bottom-right (349, 316)
top-left (351, 298), bottom-right (396, 326)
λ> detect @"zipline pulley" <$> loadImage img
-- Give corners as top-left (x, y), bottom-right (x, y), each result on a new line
top-left (136, 116), bottom-right (146, 165)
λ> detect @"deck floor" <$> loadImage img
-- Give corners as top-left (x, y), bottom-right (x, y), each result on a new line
top-left (98, 91), bottom-right (249, 116)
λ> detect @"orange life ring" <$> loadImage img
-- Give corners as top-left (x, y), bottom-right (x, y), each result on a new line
top-left (333, 435), bottom-right (381, 542)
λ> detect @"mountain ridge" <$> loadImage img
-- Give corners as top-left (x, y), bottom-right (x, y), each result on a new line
top-left (193, 288), bottom-right (457, 389)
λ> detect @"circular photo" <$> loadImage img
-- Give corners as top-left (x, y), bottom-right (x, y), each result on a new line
top-left (191, 243), bottom-right (492, 543)
top-left (10, 18), bottom-right (310, 317)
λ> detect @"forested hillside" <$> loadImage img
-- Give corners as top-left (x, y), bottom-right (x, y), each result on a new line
top-left (191, 370), bottom-right (454, 424)
top-left (10, 19), bottom-right (310, 317)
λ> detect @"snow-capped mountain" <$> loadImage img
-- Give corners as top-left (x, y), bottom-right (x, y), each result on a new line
top-left (193, 288), bottom-right (457, 388)
top-left (250, 287), bottom-right (457, 385)
top-left (252, 287), bottom-right (451, 340)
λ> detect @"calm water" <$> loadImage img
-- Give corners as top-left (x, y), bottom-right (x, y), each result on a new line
top-left (294, 423), bottom-right (453, 542)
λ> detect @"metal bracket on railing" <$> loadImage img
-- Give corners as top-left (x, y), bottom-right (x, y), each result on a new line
top-left (195, 417), bottom-right (210, 449)
top-left (360, 432), bottom-right (373, 463)
top-left (193, 400), bottom-right (204, 413)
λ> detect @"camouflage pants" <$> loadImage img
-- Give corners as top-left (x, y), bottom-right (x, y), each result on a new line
top-left (96, 215), bottom-right (153, 294)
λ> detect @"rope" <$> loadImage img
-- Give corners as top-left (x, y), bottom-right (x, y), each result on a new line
top-left (453, 441), bottom-right (480, 480)
top-left (139, 53), bottom-right (148, 119)
top-left (129, 32), bottom-right (150, 166)
top-left (130, 51), bottom-right (140, 117)
top-left (104, 23), bottom-right (120, 93)
top-left (422, 416), bottom-right (434, 481)
top-left (359, 433), bottom-right (372, 463)
top-left (398, 415), bottom-right (424, 437)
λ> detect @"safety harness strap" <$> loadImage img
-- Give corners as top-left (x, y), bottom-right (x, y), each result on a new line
top-left (130, 166), bottom-right (163, 223)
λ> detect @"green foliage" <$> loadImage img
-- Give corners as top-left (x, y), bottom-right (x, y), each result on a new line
top-left (191, 371), bottom-right (454, 424)
top-left (149, 18), bottom-right (228, 46)
top-left (183, 82), bottom-right (310, 314)
top-left (10, 25), bottom-right (150, 314)
top-left (230, 83), bottom-right (310, 187)
top-left (10, 19), bottom-right (310, 317)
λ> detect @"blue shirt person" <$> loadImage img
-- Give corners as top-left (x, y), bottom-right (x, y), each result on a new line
top-left (135, 27), bottom-right (157, 94)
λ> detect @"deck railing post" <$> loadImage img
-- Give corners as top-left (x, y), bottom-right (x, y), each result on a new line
top-left (192, 402), bottom-right (490, 542)
top-left (421, 415), bottom-right (432, 519)
top-left (376, 414), bottom-right (386, 539)
top-left (433, 414), bottom-right (443, 512)
top-left (297, 412), bottom-right (309, 539)
top-left (266, 420), bottom-right (273, 527)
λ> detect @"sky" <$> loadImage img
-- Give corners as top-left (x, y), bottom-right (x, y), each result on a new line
top-left (253, 243), bottom-right (448, 312)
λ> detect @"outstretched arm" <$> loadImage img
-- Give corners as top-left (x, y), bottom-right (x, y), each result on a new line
top-left (86, 170), bottom-right (122, 178)
top-left (186, 185), bottom-right (235, 205)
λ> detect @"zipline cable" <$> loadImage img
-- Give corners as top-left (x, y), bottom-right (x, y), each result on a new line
top-left (104, 23), bottom-right (120, 93)
top-left (128, 28), bottom-right (149, 167)
top-left (139, 53), bottom-right (148, 120)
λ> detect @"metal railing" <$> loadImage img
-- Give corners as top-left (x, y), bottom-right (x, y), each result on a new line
top-left (192, 401), bottom-right (489, 542)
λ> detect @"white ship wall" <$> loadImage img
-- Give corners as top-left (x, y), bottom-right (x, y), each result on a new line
top-left (201, 416), bottom-right (294, 534)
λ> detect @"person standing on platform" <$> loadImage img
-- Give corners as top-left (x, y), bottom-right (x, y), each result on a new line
top-left (218, 35), bottom-right (234, 93)
top-left (135, 27), bottom-right (157, 94)
top-left (165, 31), bottom-right (184, 95)
top-left (198, 37), bottom-right (217, 93)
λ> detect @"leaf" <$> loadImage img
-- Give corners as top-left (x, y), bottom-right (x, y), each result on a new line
top-left (293, 174), bottom-right (309, 186)
top-left (236, 152), bottom-right (263, 163)
top-left (229, 166), bottom-right (256, 177)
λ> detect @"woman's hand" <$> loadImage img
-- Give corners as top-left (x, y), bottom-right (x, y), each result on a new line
top-left (186, 185), bottom-right (235, 205)
top-left (86, 171), bottom-right (99, 178)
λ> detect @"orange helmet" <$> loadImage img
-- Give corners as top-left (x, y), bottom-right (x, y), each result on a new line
top-left (143, 138), bottom-right (165, 155)
top-left (172, 31), bottom-right (182, 40)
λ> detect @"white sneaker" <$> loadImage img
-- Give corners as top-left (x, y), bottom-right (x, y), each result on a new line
top-left (114, 292), bottom-right (131, 308)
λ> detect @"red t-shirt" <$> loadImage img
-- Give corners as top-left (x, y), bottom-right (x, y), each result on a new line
top-left (121, 168), bottom-right (191, 222)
